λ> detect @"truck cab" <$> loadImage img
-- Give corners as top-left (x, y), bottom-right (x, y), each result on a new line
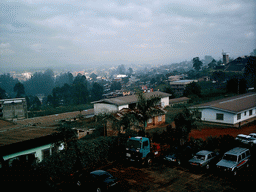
top-left (125, 137), bottom-right (151, 163)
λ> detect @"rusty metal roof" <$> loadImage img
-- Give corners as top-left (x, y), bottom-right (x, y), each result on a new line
top-left (0, 109), bottom-right (94, 147)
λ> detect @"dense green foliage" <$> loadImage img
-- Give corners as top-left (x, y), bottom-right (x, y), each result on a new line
top-left (36, 136), bottom-right (119, 181)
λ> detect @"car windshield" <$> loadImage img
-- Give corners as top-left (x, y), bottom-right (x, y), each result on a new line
top-left (223, 154), bottom-right (237, 162)
top-left (193, 155), bottom-right (205, 160)
top-left (92, 172), bottom-right (113, 180)
top-left (127, 140), bottom-right (141, 149)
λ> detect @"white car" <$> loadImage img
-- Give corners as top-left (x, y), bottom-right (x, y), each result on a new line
top-left (236, 134), bottom-right (256, 147)
top-left (249, 133), bottom-right (256, 139)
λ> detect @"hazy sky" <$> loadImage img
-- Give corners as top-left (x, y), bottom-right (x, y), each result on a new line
top-left (1, 0), bottom-right (255, 71)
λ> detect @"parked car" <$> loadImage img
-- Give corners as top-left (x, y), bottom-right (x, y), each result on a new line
top-left (189, 150), bottom-right (219, 170)
top-left (235, 134), bottom-right (256, 147)
top-left (163, 146), bottom-right (192, 166)
top-left (249, 133), bottom-right (256, 139)
top-left (74, 170), bottom-right (119, 191)
top-left (216, 147), bottom-right (251, 176)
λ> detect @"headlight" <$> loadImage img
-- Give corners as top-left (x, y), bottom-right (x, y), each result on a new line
top-left (126, 148), bottom-right (129, 150)
top-left (136, 149), bottom-right (140, 152)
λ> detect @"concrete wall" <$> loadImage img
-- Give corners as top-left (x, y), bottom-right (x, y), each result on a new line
top-left (118, 104), bottom-right (129, 111)
top-left (199, 107), bottom-right (256, 125)
top-left (160, 97), bottom-right (169, 107)
top-left (3, 143), bottom-right (53, 164)
top-left (94, 103), bottom-right (118, 115)
top-left (200, 108), bottom-right (234, 124)
top-left (234, 107), bottom-right (256, 124)
top-left (0, 98), bottom-right (27, 120)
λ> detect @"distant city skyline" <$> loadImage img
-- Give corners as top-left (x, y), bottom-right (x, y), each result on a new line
top-left (1, 0), bottom-right (255, 72)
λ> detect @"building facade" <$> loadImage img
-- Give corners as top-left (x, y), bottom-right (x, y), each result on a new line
top-left (191, 93), bottom-right (256, 126)
top-left (0, 98), bottom-right (27, 120)
top-left (169, 80), bottom-right (198, 96)
top-left (93, 91), bottom-right (171, 115)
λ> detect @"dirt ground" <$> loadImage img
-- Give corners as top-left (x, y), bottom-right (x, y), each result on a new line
top-left (107, 161), bottom-right (255, 192)
top-left (189, 123), bottom-right (256, 140)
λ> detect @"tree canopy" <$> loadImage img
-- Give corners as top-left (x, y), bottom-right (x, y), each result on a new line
top-left (192, 57), bottom-right (203, 71)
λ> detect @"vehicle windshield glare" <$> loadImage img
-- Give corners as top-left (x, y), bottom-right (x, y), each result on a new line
top-left (194, 155), bottom-right (205, 160)
top-left (223, 154), bottom-right (237, 162)
top-left (127, 140), bottom-right (141, 149)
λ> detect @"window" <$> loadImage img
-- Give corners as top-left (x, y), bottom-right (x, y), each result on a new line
top-left (143, 141), bottom-right (148, 148)
top-left (249, 110), bottom-right (252, 116)
top-left (244, 111), bottom-right (247, 116)
top-left (216, 113), bottom-right (224, 120)
top-left (158, 116), bottom-right (162, 122)
top-left (237, 113), bottom-right (241, 120)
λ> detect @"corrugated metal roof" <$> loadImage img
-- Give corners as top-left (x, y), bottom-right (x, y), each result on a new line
top-left (93, 91), bottom-right (172, 106)
top-left (0, 126), bottom-right (57, 147)
top-left (192, 93), bottom-right (256, 113)
top-left (0, 109), bottom-right (94, 147)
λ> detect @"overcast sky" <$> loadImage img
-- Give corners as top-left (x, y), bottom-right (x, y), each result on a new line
top-left (1, 0), bottom-right (255, 71)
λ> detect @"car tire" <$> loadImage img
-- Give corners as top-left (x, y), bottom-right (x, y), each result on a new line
top-left (147, 157), bottom-right (153, 167)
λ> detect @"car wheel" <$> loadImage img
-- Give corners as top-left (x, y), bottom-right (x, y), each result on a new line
top-left (147, 156), bottom-right (153, 166)
top-left (96, 187), bottom-right (102, 192)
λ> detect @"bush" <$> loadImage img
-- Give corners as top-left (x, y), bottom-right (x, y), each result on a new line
top-left (36, 136), bottom-right (118, 184)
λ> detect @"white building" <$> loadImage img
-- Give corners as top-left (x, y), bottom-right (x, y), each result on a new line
top-left (93, 91), bottom-right (172, 115)
top-left (169, 80), bottom-right (198, 96)
top-left (191, 93), bottom-right (256, 126)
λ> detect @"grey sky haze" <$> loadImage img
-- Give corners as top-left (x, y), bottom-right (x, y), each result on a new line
top-left (1, 0), bottom-right (255, 71)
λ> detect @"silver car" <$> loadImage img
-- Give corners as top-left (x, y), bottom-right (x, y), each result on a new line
top-left (216, 147), bottom-right (250, 176)
top-left (189, 150), bottom-right (218, 170)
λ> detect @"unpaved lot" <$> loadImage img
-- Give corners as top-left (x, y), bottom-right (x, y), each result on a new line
top-left (107, 162), bottom-right (255, 192)
top-left (189, 123), bottom-right (256, 140)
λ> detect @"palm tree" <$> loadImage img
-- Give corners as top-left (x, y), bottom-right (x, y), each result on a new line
top-left (132, 91), bottom-right (164, 135)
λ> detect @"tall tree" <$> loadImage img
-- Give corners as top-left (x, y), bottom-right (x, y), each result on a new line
top-left (91, 82), bottom-right (104, 101)
top-left (117, 64), bottom-right (126, 74)
top-left (174, 107), bottom-right (198, 145)
top-left (208, 59), bottom-right (217, 69)
top-left (14, 82), bottom-right (25, 98)
top-left (55, 72), bottom-right (73, 87)
top-left (192, 57), bottom-right (203, 71)
top-left (226, 77), bottom-right (247, 94)
top-left (183, 82), bottom-right (201, 97)
top-left (24, 69), bottom-right (54, 96)
top-left (244, 56), bottom-right (256, 90)
top-left (133, 91), bottom-right (163, 134)
top-left (0, 87), bottom-right (6, 99)
top-left (250, 49), bottom-right (256, 56)
top-left (72, 74), bottom-right (89, 105)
